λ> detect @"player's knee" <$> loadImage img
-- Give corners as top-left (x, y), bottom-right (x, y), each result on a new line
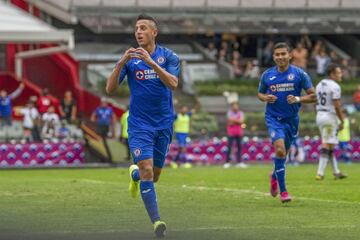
top-left (275, 147), bottom-right (286, 158)
top-left (139, 164), bottom-right (154, 180)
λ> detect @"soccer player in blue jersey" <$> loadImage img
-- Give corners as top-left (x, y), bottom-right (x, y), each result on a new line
top-left (258, 42), bottom-right (316, 203)
top-left (106, 14), bottom-right (179, 237)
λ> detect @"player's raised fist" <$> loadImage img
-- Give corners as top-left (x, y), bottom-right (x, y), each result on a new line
top-left (122, 48), bottom-right (137, 62)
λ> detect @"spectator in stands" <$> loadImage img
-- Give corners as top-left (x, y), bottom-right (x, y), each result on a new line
top-left (315, 49), bottom-right (330, 77)
top-left (243, 60), bottom-right (260, 80)
top-left (58, 120), bottom-right (71, 140)
top-left (291, 42), bottom-right (308, 69)
top-left (353, 84), bottom-right (360, 111)
top-left (232, 50), bottom-right (241, 62)
top-left (232, 60), bottom-right (242, 79)
top-left (20, 100), bottom-right (40, 142)
top-left (224, 101), bottom-right (246, 169)
top-left (120, 106), bottom-right (130, 161)
top-left (218, 48), bottom-right (230, 62)
top-left (206, 42), bottom-right (218, 59)
top-left (59, 90), bottom-right (77, 124)
top-left (91, 98), bottom-right (116, 138)
top-left (341, 58), bottom-right (352, 80)
top-left (262, 41), bottom-right (274, 67)
top-left (329, 50), bottom-right (339, 64)
top-left (311, 40), bottom-right (324, 58)
top-left (37, 88), bottom-right (53, 115)
top-left (0, 82), bottom-right (25, 127)
top-left (41, 105), bottom-right (60, 140)
top-left (300, 34), bottom-right (312, 50)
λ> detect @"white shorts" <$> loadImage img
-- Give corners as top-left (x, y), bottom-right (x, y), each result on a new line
top-left (316, 112), bottom-right (339, 145)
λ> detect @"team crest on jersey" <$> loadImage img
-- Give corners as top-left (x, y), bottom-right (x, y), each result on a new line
top-left (134, 148), bottom-right (141, 157)
top-left (270, 85), bottom-right (277, 92)
top-left (287, 74), bottom-right (295, 81)
top-left (135, 70), bottom-right (145, 80)
top-left (157, 56), bottom-right (165, 64)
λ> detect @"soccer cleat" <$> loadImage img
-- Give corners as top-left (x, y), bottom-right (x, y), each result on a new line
top-left (153, 220), bottom-right (167, 238)
top-left (269, 172), bottom-right (278, 197)
top-left (334, 172), bottom-right (347, 180)
top-left (128, 164), bottom-right (140, 198)
top-left (315, 175), bottom-right (324, 181)
top-left (280, 191), bottom-right (292, 203)
top-left (236, 162), bottom-right (248, 169)
top-left (223, 163), bottom-right (231, 169)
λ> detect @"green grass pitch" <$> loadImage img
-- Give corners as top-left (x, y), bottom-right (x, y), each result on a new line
top-left (0, 164), bottom-right (359, 240)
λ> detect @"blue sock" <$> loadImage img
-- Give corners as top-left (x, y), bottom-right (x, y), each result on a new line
top-left (273, 157), bottom-right (287, 193)
top-left (131, 169), bottom-right (140, 182)
top-left (140, 180), bottom-right (160, 223)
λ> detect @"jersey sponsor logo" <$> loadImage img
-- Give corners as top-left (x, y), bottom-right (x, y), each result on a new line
top-left (134, 148), bottom-right (141, 157)
top-left (287, 74), bottom-right (295, 81)
top-left (269, 83), bottom-right (295, 92)
top-left (135, 69), bottom-right (159, 81)
top-left (157, 56), bottom-right (165, 64)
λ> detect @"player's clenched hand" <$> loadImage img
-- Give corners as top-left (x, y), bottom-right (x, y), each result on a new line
top-left (287, 95), bottom-right (300, 104)
top-left (122, 48), bottom-right (136, 62)
top-left (265, 94), bottom-right (277, 103)
top-left (130, 48), bottom-right (154, 65)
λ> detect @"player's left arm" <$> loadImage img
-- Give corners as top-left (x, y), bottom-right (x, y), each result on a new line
top-left (287, 70), bottom-right (316, 104)
top-left (133, 48), bottom-right (179, 90)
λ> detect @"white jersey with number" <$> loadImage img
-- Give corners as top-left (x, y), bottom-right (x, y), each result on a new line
top-left (315, 79), bottom-right (341, 144)
top-left (315, 79), bottom-right (341, 113)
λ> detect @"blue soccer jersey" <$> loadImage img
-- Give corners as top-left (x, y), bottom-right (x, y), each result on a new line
top-left (258, 64), bottom-right (313, 118)
top-left (119, 44), bottom-right (180, 131)
top-left (95, 107), bottom-right (113, 126)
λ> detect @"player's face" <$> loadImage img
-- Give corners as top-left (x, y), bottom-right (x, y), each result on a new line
top-left (0, 90), bottom-right (7, 98)
top-left (135, 20), bottom-right (157, 47)
top-left (273, 48), bottom-right (290, 68)
top-left (181, 106), bottom-right (188, 114)
top-left (332, 67), bottom-right (343, 82)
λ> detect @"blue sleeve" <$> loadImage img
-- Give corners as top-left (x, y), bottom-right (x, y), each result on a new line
top-left (187, 112), bottom-right (192, 117)
top-left (174, 113), bottom-right (178, 120)
top-left (166, 51), bottom-right (180, 78)
top-left (258, 72), bottom-right (267, 94)
top-left (118, 63), bottom-right (128, 84)
top-left (299, 69), bottom-right (313, 90)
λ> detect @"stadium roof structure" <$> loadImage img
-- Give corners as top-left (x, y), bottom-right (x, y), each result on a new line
top-left (26, 0), bottom-right (360, 34)
top-left (0, 0), bottom-right (73, 47)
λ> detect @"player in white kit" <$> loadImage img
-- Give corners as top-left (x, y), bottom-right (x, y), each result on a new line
top-left (315, 63), bottom-right (347, 180)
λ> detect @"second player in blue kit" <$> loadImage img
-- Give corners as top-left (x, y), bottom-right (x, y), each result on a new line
top-left (106, 14), bottom-right (179, 238)
top-left (258, 42), bottom-right (316, 203)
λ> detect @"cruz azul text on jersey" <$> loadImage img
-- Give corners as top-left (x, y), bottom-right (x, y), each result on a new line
top-left (136, 69), bottom-right (159, 80)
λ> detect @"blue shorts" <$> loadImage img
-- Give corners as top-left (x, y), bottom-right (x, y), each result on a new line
top-left (339, 141), bottom-right (349, 150)
top-left (176, 133), bottom-right (188, 147)
top-left (128, 127), bottom-right (173, 168)
top-left (265, 115), bottom-right (299, 151)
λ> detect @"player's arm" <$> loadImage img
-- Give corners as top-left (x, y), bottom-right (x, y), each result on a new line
top-left (9, 82), bottom-right (25, 99)
top-left (288, 87), bottom-right (316, 104)
top-left (106, 48), bottom-right (135, 94)
top-left (334, 99), bottom-right (345, 131)
top-left (133, 48), bottom-right (179, 90)
top-left (90, 111), bottom-right (96, 122)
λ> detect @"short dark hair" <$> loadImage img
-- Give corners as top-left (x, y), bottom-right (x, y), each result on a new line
top-left (327, 63), bottom-right (340, 76)
top-left (136, 14), bottom-right (158, 29)
top-left (273, 42), bottom-right (291, 52)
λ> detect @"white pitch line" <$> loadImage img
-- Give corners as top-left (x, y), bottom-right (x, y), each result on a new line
top-left (181, 185), bottom-right (360, 205)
